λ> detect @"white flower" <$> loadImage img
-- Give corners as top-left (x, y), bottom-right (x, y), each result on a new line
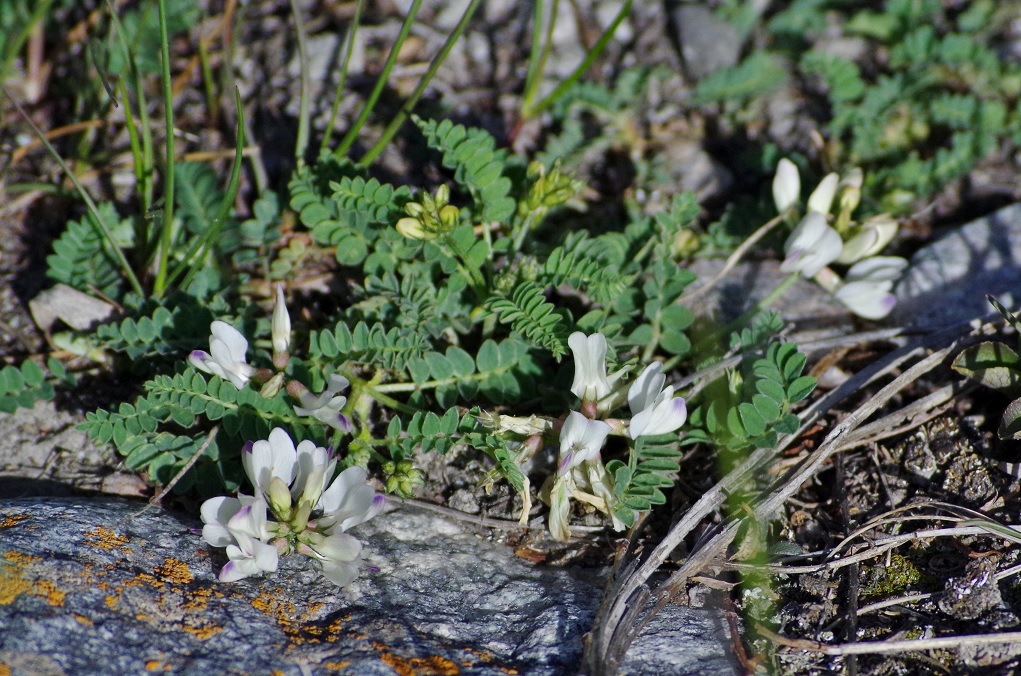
top-left (546, 474), bottom-right (574, 542)
top-left (220, 531), bottom-right (280, 582)
top-left (201, 427), bottom-right (383, 588)
top-left (627, 362), bottom-right (687, 439)
top-left (200, 495), bottom-right (278, 582)
top-left (807, 172), bottom-right (839, 214)
top-left (772, 159), bottom-right (801, 214)
top-left (568, 332), bottom-right (625, 402)
top-left (189, 321), bottom-right (256, 389)
top-left (317, 466), bottom-right (386, 531)
top-left (544, 449), bottom-right (623, 541)
top-left (780, 211), bottom-right (843, 278)
top-left (293, 374), bottom-right (351, 432)
top-left (835, 215), bottom-right (899, 264)
top-left (243, 427), bottom-right (300, 497)
top-left (272, 283), bottom-right (291, 355)
top-left (300, 531), bottom-right (365, 587)
top-left (833, 256), bottom-right (907, 320)
top-left (558, 411), bottom-right (611, 476)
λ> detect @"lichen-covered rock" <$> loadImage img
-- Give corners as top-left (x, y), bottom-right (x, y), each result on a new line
top-left (0, 497), bottom-right (736, 675)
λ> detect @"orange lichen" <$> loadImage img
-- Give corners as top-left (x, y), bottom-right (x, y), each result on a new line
top-left (3, 551), bottom-right (39, 565)
top-left (73, 613), bottom-right (94, 626)
top-left (461, 648), bottom-right (517, 674)
top-left (372, 643), bottom-right (461, 676)
top-left (135, 573), bottom-right (165, 590)
top-left (83, 526), bottom-right (132, 553)
top-left (0, 553), bottom-right (65, 607)
top-left (104, 594), bottom-right (120, 610)
top-left (182, 622), bottom-right (223, 640)
top-left (0, 513), bottom-right (29, 529)
top-left (324, 662), bottom-right (351, 671)
top-left (180, 586), bottom-right (216, 612)
top-left (154, 558), bottom-right (194, 585)
top-left (0, 663), bottom-right (11, 676)
top-left (0, 560), bottom-right (34, 605)
top-left (250, 594), bottom-right (345, 645)
top-left (33, 579), bottom-right (65, 606)
top-left (144, 659), bottom-right (172, 672)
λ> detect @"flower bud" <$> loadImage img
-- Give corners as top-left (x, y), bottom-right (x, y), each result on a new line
top-left (271, 283), bottom-right (291, 357)
top-left (439, 205), bottom-right (460, 229)
top-left (838, 168), bottom-right (863, 214)
top-left (266, 476), bottom-right (293, 520)
top-left (396, 217), bottom-right (431, 241)
top-left (259, 372), bottom-right (286, 398)
top-left (807, 172), bottom-right (839, 215)
top-left (772, 158), bottom-right (801, 214)
top-left (435, 183), bottom-right (450, 206)
top-left (290, 499), bottom-right (312, 534)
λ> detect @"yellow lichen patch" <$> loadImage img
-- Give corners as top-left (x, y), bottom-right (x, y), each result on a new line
top-left (104, 594), bottom-right (120, 610)
top-left (135, 573), bottom-right (165, 591)
top-left (181, 621), bottom-right (223, 640)
top-left (154, 558), bottom-right (193, 585)
top-left (33, 579), bottom-right (65, 606)
top-left (324, 662), bottom-right (350, 671)
top-left (3, 551), bottom-right (39, 566)
top-left (372, 643), bottom-right (461, 676)
top-left (180, 585), bottom-right (216, 612)
top-left (0, 513), bottom-right (29, 529)
top-left (0, 560), bottom-right (34, 605)
top-left (0, 553), bottom-right (66, 607)
top-left (0, 663), bottom-right (10, 676)
top-left (73, 613), bottom-right (94, 626)
top-left (250, 594), bottom-right (345, 646)
top-left (83, 526), bottom-right (132, 553)
top-left (144, 659), bottom-right (172, 672)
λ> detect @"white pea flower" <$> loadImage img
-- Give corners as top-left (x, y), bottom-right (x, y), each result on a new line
top-left (835, 215), bottom-right (899, 264)
top-left (558, 410), bottom-right (611, 476)
top-left (190, 320), bottom-right (256, 389)
top-left (300, 531), bottom-right (365, 587)
top-left (833, 256), bottom-right (908, 320)
top-left (780, 211), bottom-right (843, 278)
top-left (293, 374), bottom-right (351, 432)
top-left (627, 362), bottom-right (687, 439)
top-left (772, 159), bottom-right (801, 214)
top-left (200, 427), bottom-right (383, 587)
top-left (317, 466), bottom-right (386, 531)
top-left (220, 531), bottom-right (281, 582)
top-left (200, 495), bottom-right (279, 582)
top-left (568, 332), bottom-right (626, 403)
top-left (243, 427), bottom-right (300, 497)
top-left (807, 172), bottom-right (839, 215)
top-left (545, 433), bottom-right (622, 542)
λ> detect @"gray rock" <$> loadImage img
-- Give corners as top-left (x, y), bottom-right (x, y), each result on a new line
top-left (669, 5), bottom-right (742, 81)
top-left (894, 203), bottom-right (1021, 327)
top-left (0, 497), bottom-right (736, 675)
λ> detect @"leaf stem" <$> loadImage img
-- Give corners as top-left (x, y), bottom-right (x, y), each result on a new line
top-left (153, 0), bottom-right (177, 297)
top-left (360, 0), bottom-right (484, 166)
top-left (334, 0), bottom-right (425, 159)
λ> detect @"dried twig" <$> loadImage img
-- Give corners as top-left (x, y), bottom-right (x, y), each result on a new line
top-left (759, 623), bottom-right (1021, 656)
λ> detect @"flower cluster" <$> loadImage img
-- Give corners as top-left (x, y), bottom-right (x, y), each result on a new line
top-left (201, 427), bottom-right (385, 586)
top-left (188, 289), bottom-right (386, 585)
top-left (542, 332), bottom-right (687, 541)
top-left (772, 158), bottom-right (907, 319)
top-left (190, 286), bottom-right (354, 431)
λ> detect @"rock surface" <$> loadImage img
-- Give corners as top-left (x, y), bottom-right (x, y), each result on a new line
top-left (894, 203), bottom-right (1021, 327)
top-left (0, 496), bottom-right (737, 675)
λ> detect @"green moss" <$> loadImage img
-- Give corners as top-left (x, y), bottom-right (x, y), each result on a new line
top-left (860, 553), bottom-right (924, 599)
